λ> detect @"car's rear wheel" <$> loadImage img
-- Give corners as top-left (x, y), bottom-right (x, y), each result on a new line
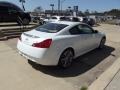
top-left (59, 49), bottom-right (74, 68)
top-left (99, 37), bottom-right (106, 49)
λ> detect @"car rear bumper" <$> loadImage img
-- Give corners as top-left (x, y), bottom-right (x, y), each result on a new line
top-left (17, 40), bottom-right (58, 66)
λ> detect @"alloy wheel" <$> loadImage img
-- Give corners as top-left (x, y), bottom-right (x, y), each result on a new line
top-left (99, 38), bottom-right (106, 49)
top-left (59, 49), bottom-right (74, 68)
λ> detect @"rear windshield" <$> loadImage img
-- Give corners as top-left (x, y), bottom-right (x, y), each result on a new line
top-left (60, 17), bottom-right (71, 21)
top-left (36, 23), bottom-right (68, 33)
top-left (51, 17), bottom-right (57, 19)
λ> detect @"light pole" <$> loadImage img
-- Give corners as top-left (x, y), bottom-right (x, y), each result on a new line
top-left (58, 0), bottom-right (60, 15)
top-left (68, 6), bottom-right (72, 15)
top-left (61, 0), bottom-right (66, 12)
top-left (50, 4), bottom-right (54, 15)
top-left (19, 0), bottom-right (25, 11)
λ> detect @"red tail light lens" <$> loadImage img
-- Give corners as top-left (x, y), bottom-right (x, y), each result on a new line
top-left (32, 39), bottom-right (52, 48)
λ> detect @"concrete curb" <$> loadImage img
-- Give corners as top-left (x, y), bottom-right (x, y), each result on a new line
top-left (0, 36), bottom-right (8, 41)
top-left (88, 58), bottom-right (120, 90)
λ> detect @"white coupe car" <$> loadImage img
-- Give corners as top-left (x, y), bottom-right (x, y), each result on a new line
top-left (17, 21), bottom-right (106, 68)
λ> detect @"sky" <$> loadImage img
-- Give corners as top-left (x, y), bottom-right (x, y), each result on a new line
top-left (0, 0), bottom-right (120, 12)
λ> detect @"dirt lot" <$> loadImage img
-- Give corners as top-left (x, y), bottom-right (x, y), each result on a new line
top-left (1, 24), bottom-right (120, 90)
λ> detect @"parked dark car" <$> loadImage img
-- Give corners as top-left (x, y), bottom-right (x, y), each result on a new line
top-left (87, 18), bottom-right (95, 26)
top-left (0, 1), bottom-right (31, 25)
top-left (82, 17), bottom-right (88, 24)
top-left (59, 16), bottom-right (71, 21)
top-left (82, 17), bottom-right (95, 26)
top-left (71, 17), bottom-right (80, 22)
top-left (31, 16), bottom-right (44, 25)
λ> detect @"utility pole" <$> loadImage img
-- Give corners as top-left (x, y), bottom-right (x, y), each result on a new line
top-left (58, 0), bottom-right (60, 15)
top-left (50, 4), bottom-right (54, 16)
top-left (61, 0), bottom-right (66, 12)
top-left (19, 0), bottom-right (25, 11)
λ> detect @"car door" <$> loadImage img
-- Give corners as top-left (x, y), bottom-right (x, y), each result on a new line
top-left (69, 24), bottom-right (97, 57)
top-left (2, 6), bottom-right (14, 22)
top-left (7, 7), bottom-right (18, 22)
top-left (78, 24), bottom-right (98, 52)
top-left (69, 25), bottom-right (86, 57)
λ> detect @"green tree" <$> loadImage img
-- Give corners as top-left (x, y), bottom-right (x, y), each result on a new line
top-left (104, 9), bottom-right (120, 17)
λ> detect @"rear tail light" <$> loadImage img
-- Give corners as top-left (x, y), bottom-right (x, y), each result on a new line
top-left (32, 39), bottom-right (52, 48)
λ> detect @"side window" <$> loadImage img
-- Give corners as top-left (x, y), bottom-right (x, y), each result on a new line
top-left (69, 24), bottom-right (94, 35)
top-left (72, 17), bottom-right (79, 22)
top-left (69, 26), bottom-right (80, 35)
top-left (78, 24), bottom-right (94, 34)
top-left (8, 7), bottom-right (17, 13)
top-left (51, 17), bottom-right (57, 19)
top-left (0, 6), bottom-right (8, 13)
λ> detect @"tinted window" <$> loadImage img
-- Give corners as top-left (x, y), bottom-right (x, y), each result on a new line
top-left (78, 24), bottom-right (93, 34)
top-left (0, 6), bottom-right (8, 13)
top-left (69, 26), bottom-right (80, 34)
top-left (60, 17), bottom-right (66, 20)
top-left (8, 7), bottom-right (17, 13)
top-left (0, 2), bottom-right (23, 12)
top-left (69, 24), bottom-right (94, 35)
top-left (51, 17), bottom-right (57, 19)
top-left (36, 23), bottom-right (68, 33)
top-left (72, 17), bottom-right (79, 22)
top-left (12, 5), bottom-right (23, 12)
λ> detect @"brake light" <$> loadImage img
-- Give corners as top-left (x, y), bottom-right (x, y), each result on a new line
top-left (32, 39), bottom-right (52, 48)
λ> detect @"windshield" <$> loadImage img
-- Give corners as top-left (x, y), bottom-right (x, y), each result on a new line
top-left (36, 23), bottom-right (68, 33)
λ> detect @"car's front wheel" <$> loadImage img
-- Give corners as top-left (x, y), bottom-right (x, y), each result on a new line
top-left (99, 37), bottom-right (106, 49)
top-left (22, 18), bottom-right (30, 25)
top-left (58, 49), bottom-right (74, 68)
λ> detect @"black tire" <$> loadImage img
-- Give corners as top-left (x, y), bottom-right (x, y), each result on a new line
top-left (58, 49), bottom-right (74, 68)
top-left (98, 37), bottom-right (106, 49)
top-left (22, 18), bottom-right (30, 25)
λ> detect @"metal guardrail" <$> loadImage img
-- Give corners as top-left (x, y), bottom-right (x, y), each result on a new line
top-left (17, 16), bottom-right (26, 31)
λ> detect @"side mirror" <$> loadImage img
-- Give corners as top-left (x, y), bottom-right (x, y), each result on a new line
top-left (94, 30), bottom-right (98, 33)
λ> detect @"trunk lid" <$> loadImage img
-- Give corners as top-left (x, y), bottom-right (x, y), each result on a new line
top-left (21, 29), bottom-right (56, 46)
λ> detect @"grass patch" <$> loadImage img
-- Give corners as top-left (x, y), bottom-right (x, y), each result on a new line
top-left (80, 86), bottom-right (88, 90)
top-left (0, 31), bottom-right (4, 37)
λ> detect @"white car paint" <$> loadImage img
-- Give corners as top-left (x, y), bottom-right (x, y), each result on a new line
top-left (17, 21), bottom-right (105, 66)
top-left (44, 16), bottom-right (67, 23)
top-left (49, 16), bottom-right (61, 22)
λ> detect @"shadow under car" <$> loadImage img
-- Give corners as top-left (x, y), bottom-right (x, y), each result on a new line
top-left (28, 45), bottom-right (115, 77)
